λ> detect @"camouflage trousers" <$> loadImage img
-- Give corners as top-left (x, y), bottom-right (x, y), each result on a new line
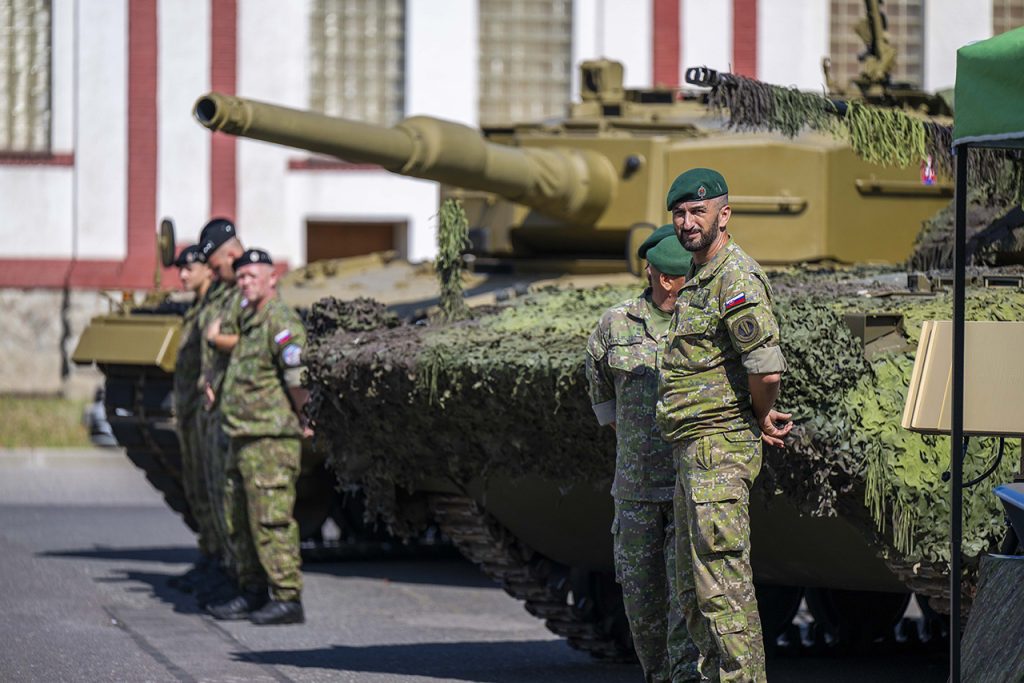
top-left (177, 411), bottom-right (220, 558)
top-left (613, 498), bottom-right (700, 683)
top-left (673, 430), bottom-right (766, 683)
top-left (225, 436), bottom-right (303, 601)
top-left (198, 407), bottom-right (235, 569)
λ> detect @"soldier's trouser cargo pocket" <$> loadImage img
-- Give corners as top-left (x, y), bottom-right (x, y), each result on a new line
top-left (234, 437), bottom-right (303, 602)
top-left (673, 431), bottom-right (766, 683)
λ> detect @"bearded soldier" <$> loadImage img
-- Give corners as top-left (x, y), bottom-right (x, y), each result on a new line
top-left (657, 169), bottom-right (792, 683)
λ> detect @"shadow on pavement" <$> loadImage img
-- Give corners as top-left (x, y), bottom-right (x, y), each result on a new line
top-left (40, 544), bottom-right (198, 564)
top-left (304, 557), bottom-right (498, 589)
top-left (94, 568), bottom-right (208, 615)
top-left (233, 641), bottom-right (637, 682)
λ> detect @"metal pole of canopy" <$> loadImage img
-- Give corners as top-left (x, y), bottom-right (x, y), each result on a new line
top-left (949, 144), bottom-right (969, 683)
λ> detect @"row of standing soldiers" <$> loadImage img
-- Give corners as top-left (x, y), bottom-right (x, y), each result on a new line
top-left (170, 219), bottom-right (310, 626)
top-left (587, 168), bottom-right (792, 683)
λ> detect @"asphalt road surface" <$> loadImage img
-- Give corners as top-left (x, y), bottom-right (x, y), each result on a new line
top-left (0, 448), bottom-right (949, 682)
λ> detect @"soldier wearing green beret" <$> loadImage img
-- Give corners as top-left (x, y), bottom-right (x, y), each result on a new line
top-left (587, 227), bottom-right (699, 682)
top-left (207, 248), bottom-right (309, 626)
top-left (656, 169), bottom-right (792, 682)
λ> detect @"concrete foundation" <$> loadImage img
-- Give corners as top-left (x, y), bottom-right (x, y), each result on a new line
top-left (0, 288), bottom-right (113, 398)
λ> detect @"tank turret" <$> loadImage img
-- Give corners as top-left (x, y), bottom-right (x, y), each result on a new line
top-left (195, 64), bottom-right (950, 268)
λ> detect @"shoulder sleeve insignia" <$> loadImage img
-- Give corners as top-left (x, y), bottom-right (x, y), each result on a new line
top-left (724, 292), bottom-right (746, 310)
top-left (732, 314), bottom-right (760, 344)
top-left (281, 343), bottom-right (302, 367)
top-left (274, 329), bottom-right (293, 345)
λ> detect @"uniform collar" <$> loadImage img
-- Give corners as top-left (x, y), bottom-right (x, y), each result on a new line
top-left (683, 237), bottom-right (739, 289)
top-left (625, 288), bottom-right (664, 339)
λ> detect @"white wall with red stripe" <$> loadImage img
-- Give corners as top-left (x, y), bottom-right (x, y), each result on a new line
top-left (0, 0), bottom-right (1003, 291)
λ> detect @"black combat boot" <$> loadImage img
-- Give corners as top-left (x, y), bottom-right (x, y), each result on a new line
top-left (249, 600), bottom-right (305, 626)
top-left (206, 589), bottom-right (268, 620)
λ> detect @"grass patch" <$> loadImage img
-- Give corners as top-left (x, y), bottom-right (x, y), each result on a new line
top-left (0, 395), bottom-right (92, 448)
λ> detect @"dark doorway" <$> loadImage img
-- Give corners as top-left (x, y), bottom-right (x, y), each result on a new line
top-left (305, 220), bottom-right (405, 262)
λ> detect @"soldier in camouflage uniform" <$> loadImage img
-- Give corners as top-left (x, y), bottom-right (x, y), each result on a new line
top-left (194, 218), bottom-right (245, 601)
top-left (587, 226), bottom-right (699, 683)
top-left (168, 244), bottom-right (220, 591)
top-left (208, 248), bottom-right (308, 626)
top-left (656, 169), bottom-right (792, 683)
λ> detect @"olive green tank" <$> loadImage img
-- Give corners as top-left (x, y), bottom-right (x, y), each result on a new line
top-left (183, 43), bottom-right (1022, 660)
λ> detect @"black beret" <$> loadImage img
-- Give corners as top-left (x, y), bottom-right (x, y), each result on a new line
top-left (173, 244), bottom-right (203, 267)
top-left (197, 217), bottom-right (237, 261)
top-left (232, 248), bottom-right (274, 272)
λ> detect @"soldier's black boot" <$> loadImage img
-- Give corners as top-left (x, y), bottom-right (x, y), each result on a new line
top-left (249, 600), bottom-right (304, 626)
top-left (206, 589), bottom-right (268, 620)
top-left (167, 554), bottom-right (215, 593)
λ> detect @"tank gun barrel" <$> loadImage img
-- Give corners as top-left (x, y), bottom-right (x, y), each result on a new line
top-left (194, 92), bottom-right (617, 224)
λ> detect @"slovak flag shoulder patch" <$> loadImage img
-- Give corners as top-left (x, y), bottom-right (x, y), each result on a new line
top-left (274, 329), bottom-right (293, 346)
top-left (724, 293), bottom-right (746, 310)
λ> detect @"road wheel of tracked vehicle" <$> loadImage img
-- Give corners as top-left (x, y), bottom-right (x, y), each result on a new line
top-left (428, 493), bottom-right (635, 660)
top-left (804, 588), bottom-right (910, 651)
top-left (104, 370), bottom-right (197, 531)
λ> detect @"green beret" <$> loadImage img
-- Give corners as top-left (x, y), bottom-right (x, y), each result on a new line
top-left (645, 233), bottom-right (693, 276)
top-left (665, 168), bottom-right (728, 210)
top-left (637, 224), bottom-right (676, 259)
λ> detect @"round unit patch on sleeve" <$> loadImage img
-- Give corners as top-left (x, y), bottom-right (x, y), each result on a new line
top-left (732, 314), bottom-right (761, 345)
top-left (281, 343), bottom-right (302, 367)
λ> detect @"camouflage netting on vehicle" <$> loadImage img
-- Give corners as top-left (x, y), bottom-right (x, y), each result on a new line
top-left (908, 191), bottom-right (1024, 271)
top-left (304, 279), bottom-right (1024, 576)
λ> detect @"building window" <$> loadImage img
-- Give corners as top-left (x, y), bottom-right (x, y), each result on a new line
top-left (478, 0), bottom-right (572, 126)
top-left (310, 0), bottom-right (405, 126)
top-left (829, 0), bottom-right (924, 89)
top-left (993, 0), bottom-right (1024, 35)
top-left (0, 0), bottom-right (51, 152)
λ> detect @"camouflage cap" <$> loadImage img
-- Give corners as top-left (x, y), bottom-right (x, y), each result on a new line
top-left (645, 232), bottom-right (692, 276)
top-left (173, 244), bottom-right (203, 268)
top-left (665, 168), bottom-right (728, 210)
top-left (637, 224), bottom-right (676, 259)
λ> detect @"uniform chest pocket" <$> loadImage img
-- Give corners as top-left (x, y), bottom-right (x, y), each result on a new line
top-left (606, 337), bottom-right (649, 376)
top-left (678, 309), bottom-right (716, 337)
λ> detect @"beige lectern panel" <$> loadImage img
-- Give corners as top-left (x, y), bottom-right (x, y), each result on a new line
top-left (902, 320), bottom-right (1024, 437)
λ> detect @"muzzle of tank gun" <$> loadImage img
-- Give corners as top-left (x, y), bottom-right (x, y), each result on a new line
top-left (193, 92), bottom-right (617, 225)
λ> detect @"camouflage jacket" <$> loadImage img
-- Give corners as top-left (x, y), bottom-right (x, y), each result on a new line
top-left (172, 290), bottom-right (207, 420)
top-left (586, 291), bottom-right (675, 502)
top-left (198, 279), bottom-right (244, 408)
top-left (656, 239), bottom-right (787, 443)
top-left (221, 296), bottom-right (306, 438)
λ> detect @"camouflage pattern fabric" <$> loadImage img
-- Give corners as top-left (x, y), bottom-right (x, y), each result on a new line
top-left (198, 280), bottom-right (244, 406)
top-left (657, 238), bottom-right (783, 682)
top-left (656, 239), bottom-right (786, 443)
top-left (174, 292), bottom-right (221, 557)
top-left (674, 432), bottom-right (765, 683)
top-left (614, 498), bottom-right (700, 682)
top-left (586, 292), bottom-right (675, 502)
top-left (199, 406), bottom-right (235, 567)
top-left (588, 291), bottom-right (699, 680)
top-left (173, 295), bottom-right (205, 420)
top-left (178, 413), bottom-right (220, 557)
top-left (222, 297), bottom-right (307, 439)
top-left (225, 436), bottom-right (302, 601)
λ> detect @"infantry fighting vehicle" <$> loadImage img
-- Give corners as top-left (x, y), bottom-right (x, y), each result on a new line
top-left (186, 38), bottom-right (1008, 659)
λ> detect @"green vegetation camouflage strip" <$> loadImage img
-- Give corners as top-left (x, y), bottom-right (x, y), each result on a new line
top-left (303, 278), bottom-right (1024, 577)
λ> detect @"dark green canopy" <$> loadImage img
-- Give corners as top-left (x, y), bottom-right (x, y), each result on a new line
top-left (953, 26), bottom-right (1024, 149)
